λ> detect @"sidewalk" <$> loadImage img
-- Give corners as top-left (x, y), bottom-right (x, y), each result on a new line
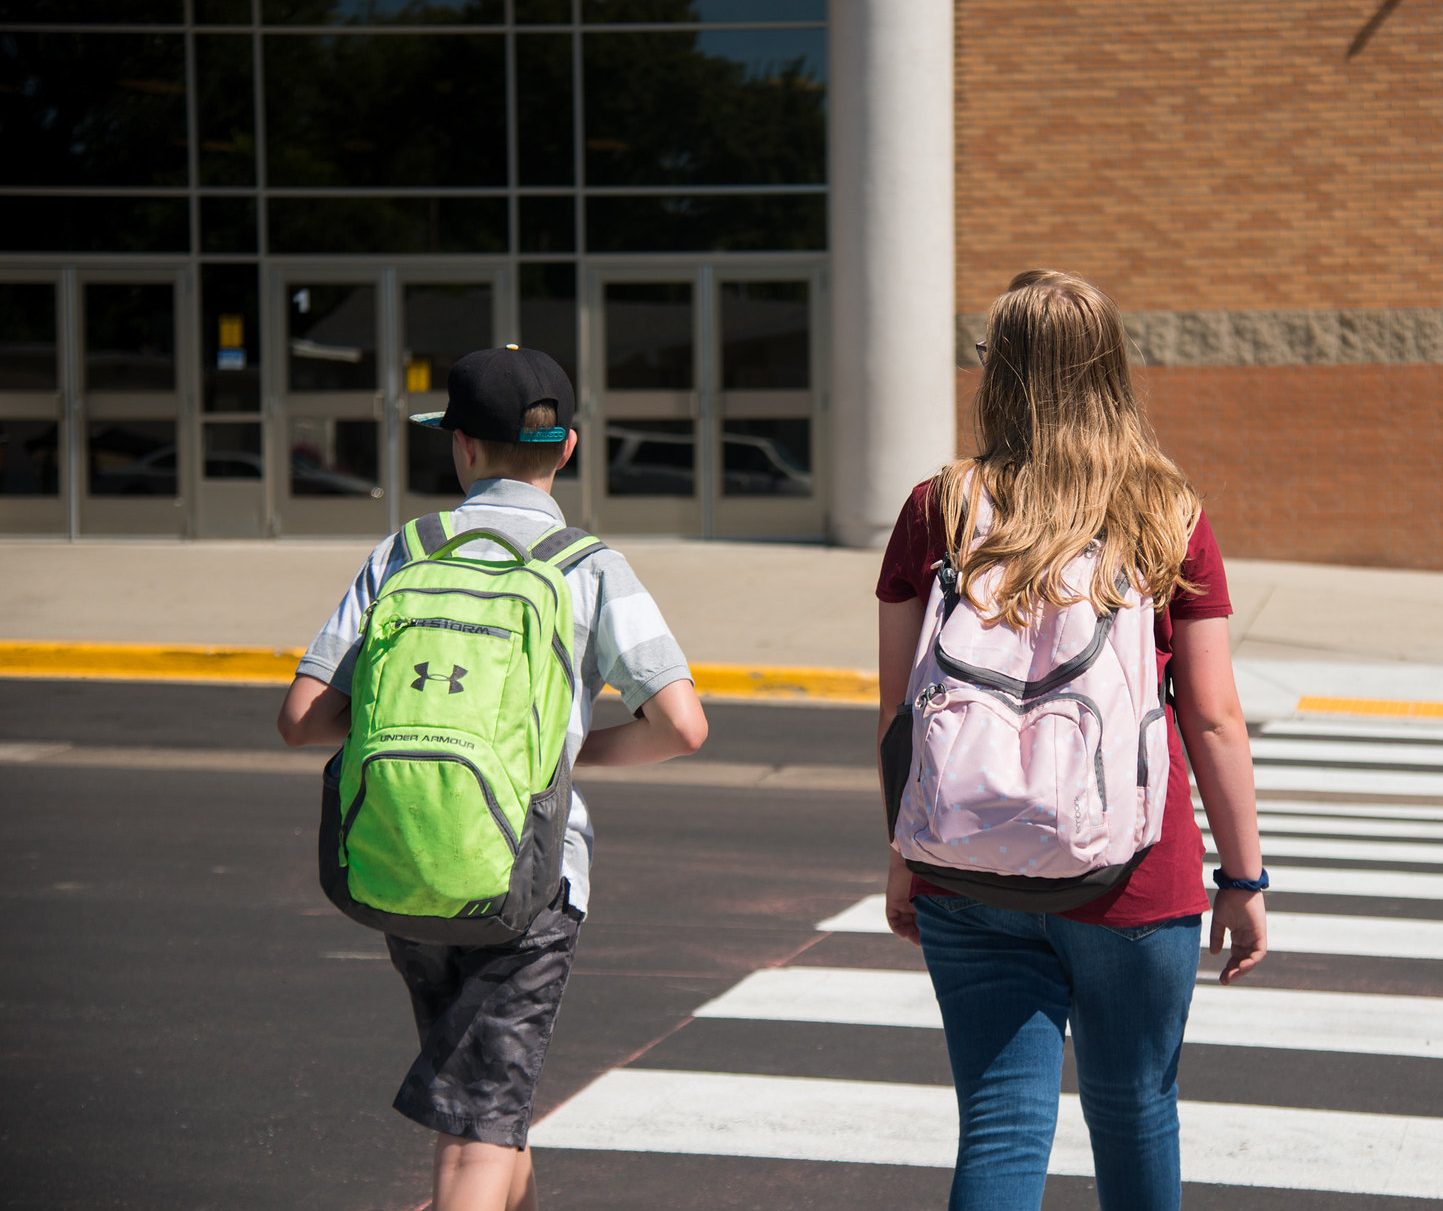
top-left (2, 537), bottom-right (1442, 721)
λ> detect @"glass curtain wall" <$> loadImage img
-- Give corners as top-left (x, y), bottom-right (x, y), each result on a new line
top-left (0, 0), bottom-right (827, 537)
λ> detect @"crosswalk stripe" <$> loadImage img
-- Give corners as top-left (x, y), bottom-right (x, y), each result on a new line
top-left (1249, 765), bottom-right (1443, 796)
top-left (1201, 798), bottom-right (1443, 822)
top-left (816, 896), bottom-right (1443, 959)
top-left (1249, 736), bottom-right (1443, 767)
top-left (1209, 834), bottom-right (1443, 864)
top-left (1261, 719), bottom-right (1443, 742)
top-left (530, 1069), bottom-right (1443, 1199)
top-left (693, 968), bottom-right (1443, 1059)
top-left (1209, 813), bottom-right (1443, 840)
top-left (1250, 865), bottom-right (1443, 899)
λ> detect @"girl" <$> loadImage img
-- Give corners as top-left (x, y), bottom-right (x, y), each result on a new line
top-left (876, 270), bottom-right (1266, 1211)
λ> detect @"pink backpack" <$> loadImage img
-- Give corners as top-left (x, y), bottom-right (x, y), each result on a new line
top-left (887, 475), bottom-right (1170, 911)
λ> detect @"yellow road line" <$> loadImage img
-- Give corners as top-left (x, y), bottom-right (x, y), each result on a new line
top-left (1296, 695), bottom-right (1443, 720)
top-left (0, 641), bottom-right (880, 702)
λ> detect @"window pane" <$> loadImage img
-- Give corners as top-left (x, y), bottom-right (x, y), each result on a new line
top-left (87, 419), bottom-right (177, 496)
top-left (515, 0), bottom-right (570, 21)
top-left (261, 0), bottom-right (503, 23)
top-left (586, 193), bottom-right (824, 252)
top-left (604, 282), bottom-right (691, 390)
top-left (0, 1), bottom-right (183, 21)
top-left (202, 264), bottom-right (261, 412)
top-left (517, 34), bottom-right (573, 186)
top-left (287, 283), bottom-right (375, 392)
top-left (204, 422), bottom-right (263, 478)
top-left (0, 420), bottom-right (61, 496)
top-left (0, 284), bottom-right (58, 391)
top-left (519, 263), bottom-right (578, 389)
top-left (289, 418), bottom-right (380, 497)
top-left (85, 283), bottom-right (175, 392)
top-left (583, 0), bottom-right (825, 20)
top-left (722, 418), bottom-right (810, 497)
top-left (196, 0), bottom-right (253, 21)
top-left (583, 30), bottom-right (825, 187)
top-left (520, 195), bottom-right (576, 253)
top-left (0, 33), bottom-right (188, 188)
top-left (407, 421), bottom-right (453, 495)
top-left (0, 196), bottom-right (189, 254)
top-left (404, 282), bottom-right (494, 391)
top-left (721, 280), bottom-right (808, 389)
top-left (196, 35), bottom-right (256, 186)
top-left (267, 197), bottom-right (507, 254)
top-left (201, 196), bottom-right (258, 254)
top-left (265, 35), bottom-right (505, 188)
top-left (606, 419), bottom-right (693, 497)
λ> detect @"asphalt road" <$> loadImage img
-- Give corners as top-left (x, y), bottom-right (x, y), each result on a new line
top-left (2, 680), bottom-right (1441, 1210)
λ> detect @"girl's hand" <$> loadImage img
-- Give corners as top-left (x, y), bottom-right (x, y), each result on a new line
top-left (1210, 888), bottom-right (1267, 984)
top-left (885, 849), bottom-right (921, 945)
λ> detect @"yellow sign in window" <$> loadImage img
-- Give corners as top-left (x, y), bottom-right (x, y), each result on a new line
top-left (406, 358), bottom-right (432, 393)
top-left (218, 314), bottom-right (244, 348)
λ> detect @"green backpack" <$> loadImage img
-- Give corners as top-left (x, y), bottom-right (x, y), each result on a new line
top-left (319, 513), bottom-right (605, 944)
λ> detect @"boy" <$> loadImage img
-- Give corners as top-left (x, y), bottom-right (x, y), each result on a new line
top-left (278, 345), bottom-right (707, 1211)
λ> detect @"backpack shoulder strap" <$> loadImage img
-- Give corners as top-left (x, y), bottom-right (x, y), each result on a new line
top-left (400, 512), bottom-right (454, 561)
top-left (529, 525), bottom-right (608, 574)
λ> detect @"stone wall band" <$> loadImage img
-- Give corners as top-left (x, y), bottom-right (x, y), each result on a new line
top-left (955, 309), bottom-right (1443, 367)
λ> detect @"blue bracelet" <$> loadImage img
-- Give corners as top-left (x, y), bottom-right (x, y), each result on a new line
top-left (1213, 867), bottom-right (1269, 893)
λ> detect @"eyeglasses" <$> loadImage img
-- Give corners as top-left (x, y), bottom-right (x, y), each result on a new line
top-left (975, 340), bottom-right (988, 366)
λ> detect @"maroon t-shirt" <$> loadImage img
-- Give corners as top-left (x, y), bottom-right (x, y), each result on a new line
top-left (876, 480), bottom-right (1231, 927)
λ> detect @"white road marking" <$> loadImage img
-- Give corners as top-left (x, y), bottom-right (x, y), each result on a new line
top-left (817, 896), bottom-right (1443, 959)
top-left (694, 968), bottom-right (1443, 1058)
top-left (1248, 736), bottom-right (1443, 767)
top-left (1204, 798), bottom-right (1443, 822)
top-left (1261, 719), bottom-right (1443, 742)
top-left (530, 1069), bottom-right (1443, 1199)
top-left (1215, 814), bottom-right (1443, 841)
top-left (1208, 835), bottom-right (1443, 864)
top-left (1254, 865), bottom-right (1443, 899)
top-left (1249, 765), bottom-right (1443, 796)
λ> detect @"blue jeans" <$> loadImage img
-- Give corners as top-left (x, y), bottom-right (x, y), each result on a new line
top-left (914, 895), bottom-right (1201, 1211)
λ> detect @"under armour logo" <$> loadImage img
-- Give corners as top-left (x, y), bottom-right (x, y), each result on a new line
top-left (412, 662), bottom-right (468, 693)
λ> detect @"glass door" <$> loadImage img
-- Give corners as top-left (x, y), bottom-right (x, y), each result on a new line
top-left (268, 268), bottom-right (387, 536)
top-left (398, 270), bottom-right (506, 520)
top-left (0, 274), bottom-right (65, 534)
top-left (586, 271), bottom-right (704, 536)
top-left (584, 262), bottom-right (825, 539)
top-left (78, 270), bottom-right (189, 536)
top-left (712, 270), bottom-right (825, 539)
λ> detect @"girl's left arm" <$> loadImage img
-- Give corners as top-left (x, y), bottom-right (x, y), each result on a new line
top-left (879, 597), bottom-right (926, 945)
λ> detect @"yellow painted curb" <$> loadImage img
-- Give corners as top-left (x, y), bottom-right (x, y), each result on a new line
top-left (0, 641), bottom-right (880, 703)
top-left (1296, 694), bottom-right (1443, 720)
top-left (0, 640), bottom-right (302, 684)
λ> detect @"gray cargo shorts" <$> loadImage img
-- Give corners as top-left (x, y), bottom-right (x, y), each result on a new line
top-left (385, 886), bottom-right (582, 1147)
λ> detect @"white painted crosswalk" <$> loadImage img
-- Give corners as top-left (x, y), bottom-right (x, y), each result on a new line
top-left (535, 717), bottom-right (1443, 1204)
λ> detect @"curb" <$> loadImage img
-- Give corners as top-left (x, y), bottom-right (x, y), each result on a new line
top-left (0, 641), bottom-right (879, 705)
top-left (4, 642), bottom-right (1442, 718)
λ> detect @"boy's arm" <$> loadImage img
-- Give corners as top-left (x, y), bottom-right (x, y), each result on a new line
top-left (575, 678), bottom-right (707, 767)
top-left (277, 673), bottom-right (351, 747)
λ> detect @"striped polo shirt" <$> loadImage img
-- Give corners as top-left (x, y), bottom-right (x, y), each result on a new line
top-left (296, 476), bottom-right (693, 915)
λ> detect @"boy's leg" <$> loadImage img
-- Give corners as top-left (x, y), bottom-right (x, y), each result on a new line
top-left (433, 1138), bottom-right (537, 1211)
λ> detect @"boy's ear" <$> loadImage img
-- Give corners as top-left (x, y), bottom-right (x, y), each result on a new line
top-left (556, 429), bottom-right (579, 472)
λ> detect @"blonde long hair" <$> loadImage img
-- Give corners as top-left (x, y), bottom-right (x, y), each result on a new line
top-left (937, 270), bottom-right (1200, 627)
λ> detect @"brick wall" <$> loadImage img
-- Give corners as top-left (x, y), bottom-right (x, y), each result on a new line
top-left (952, 1), bottom-right (1443, 567)
top-left (954, 364), bottom-right (1442, 570)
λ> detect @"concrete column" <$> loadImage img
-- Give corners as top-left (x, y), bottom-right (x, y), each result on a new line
top-left (828, 0), bottom-right (955, 547)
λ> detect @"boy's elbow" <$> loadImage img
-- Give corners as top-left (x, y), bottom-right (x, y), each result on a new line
top-left (676, 712), bottom-right (708, 756)
top-left (277, 711), bottom-right (306, 747)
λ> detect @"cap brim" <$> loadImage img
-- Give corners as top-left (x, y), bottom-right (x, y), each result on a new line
top-left (409, 412), bottom-right (448, 428)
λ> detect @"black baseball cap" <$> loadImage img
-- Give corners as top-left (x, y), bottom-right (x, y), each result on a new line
top-left (410, 344), bottom-right (575, 443)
